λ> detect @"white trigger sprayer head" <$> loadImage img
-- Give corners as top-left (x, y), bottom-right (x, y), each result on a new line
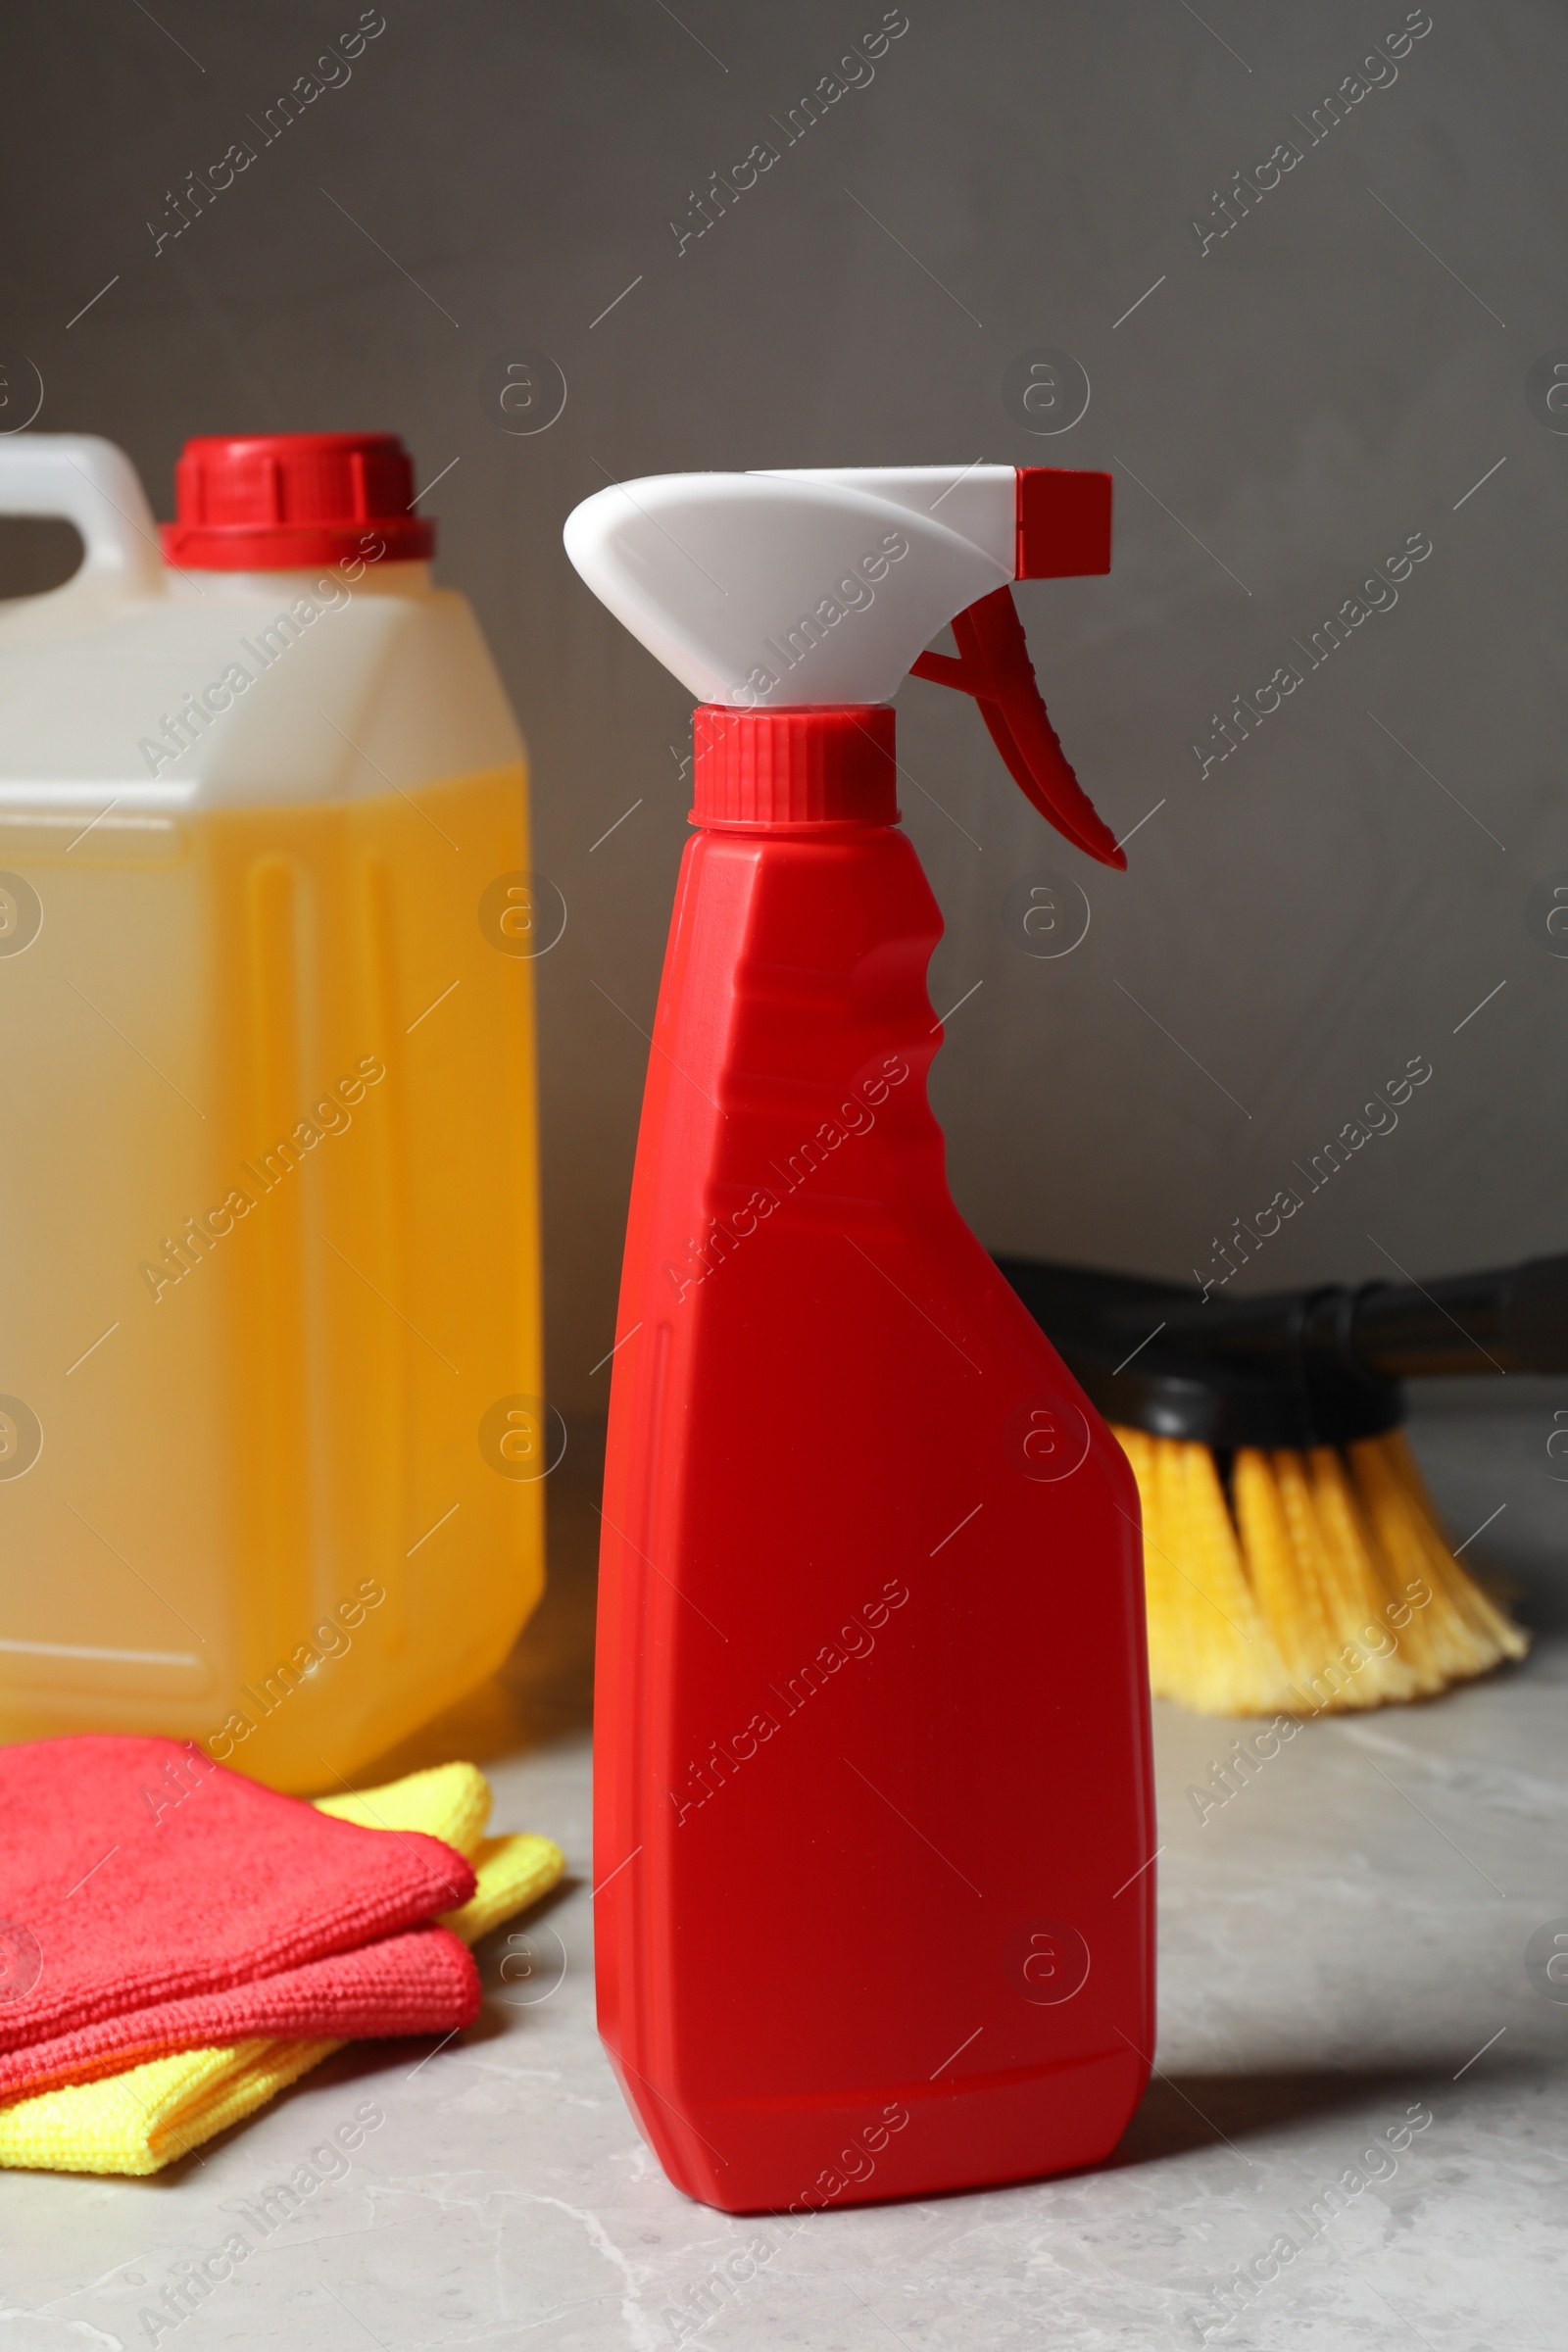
top-left (565, 465), bottom-right (1126, 867)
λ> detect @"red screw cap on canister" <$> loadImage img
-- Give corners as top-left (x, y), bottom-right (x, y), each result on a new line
top-left (160, 431), bottom-right (435, 570)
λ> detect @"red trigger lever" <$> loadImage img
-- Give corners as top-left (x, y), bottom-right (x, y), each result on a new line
top-left (908, 467), bottom-right (1126, 872)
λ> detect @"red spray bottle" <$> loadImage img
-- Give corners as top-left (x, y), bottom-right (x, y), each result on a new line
top-left (564, 465), bottom-right (1154, 2213)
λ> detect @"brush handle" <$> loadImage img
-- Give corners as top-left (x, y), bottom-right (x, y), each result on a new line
top-left (1345, 1255), bottom-right (1568, 1376)
top-left (1161, 1255), bottom-right (1568, 1379)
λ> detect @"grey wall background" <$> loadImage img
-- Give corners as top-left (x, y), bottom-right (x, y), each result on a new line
top-left (5, 0), bottom-right (1565, 1413)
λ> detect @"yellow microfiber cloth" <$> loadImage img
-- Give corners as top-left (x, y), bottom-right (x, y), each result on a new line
top-left (0, 1761), bottom-right (564, 2176)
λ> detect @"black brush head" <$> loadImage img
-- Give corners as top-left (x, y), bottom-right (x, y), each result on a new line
top-left (996, 1256), bottom-right (1404, 1450)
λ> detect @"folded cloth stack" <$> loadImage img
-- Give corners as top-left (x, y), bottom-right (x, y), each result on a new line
top-left (0, 1735), bottom-right (564, 2175)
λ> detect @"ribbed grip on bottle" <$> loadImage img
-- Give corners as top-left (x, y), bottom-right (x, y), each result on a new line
top-left (692, 705), bottom-right (897, 828)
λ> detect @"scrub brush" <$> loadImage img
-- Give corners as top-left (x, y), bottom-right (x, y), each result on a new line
top-left (997, 1253), bottom-right (1560, 1715)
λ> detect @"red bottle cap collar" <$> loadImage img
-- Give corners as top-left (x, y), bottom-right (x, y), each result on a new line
top-left (161, 432), bottom-right (435, 570)
top-left (693, 706), bottom-right (897, 828)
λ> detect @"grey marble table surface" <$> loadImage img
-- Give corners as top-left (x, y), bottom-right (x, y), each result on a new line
top-left (5, 1396), bottom-right (1566, 2352)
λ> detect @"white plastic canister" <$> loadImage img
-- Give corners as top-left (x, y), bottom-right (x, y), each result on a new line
top-left (0, 432), bottom-right (546, 1789)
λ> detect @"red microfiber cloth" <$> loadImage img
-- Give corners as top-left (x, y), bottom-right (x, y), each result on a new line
top-left (0, 1735), bottom-right (477, 2082)
top-left (0, 1922), bottom-right (480, 2103)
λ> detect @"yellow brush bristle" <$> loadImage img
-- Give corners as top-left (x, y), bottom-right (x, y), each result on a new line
top-left (1115, 1424), bottom-right (1529, 1717)
top-left (1122, 1429), bottom-right (1294, 1715)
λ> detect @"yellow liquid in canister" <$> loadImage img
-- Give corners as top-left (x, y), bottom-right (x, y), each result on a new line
top-left (0, 764), bottom-right (543, 1789)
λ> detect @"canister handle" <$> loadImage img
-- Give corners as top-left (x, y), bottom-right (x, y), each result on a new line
top-left (0, 434), bottom-right (164, 596)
